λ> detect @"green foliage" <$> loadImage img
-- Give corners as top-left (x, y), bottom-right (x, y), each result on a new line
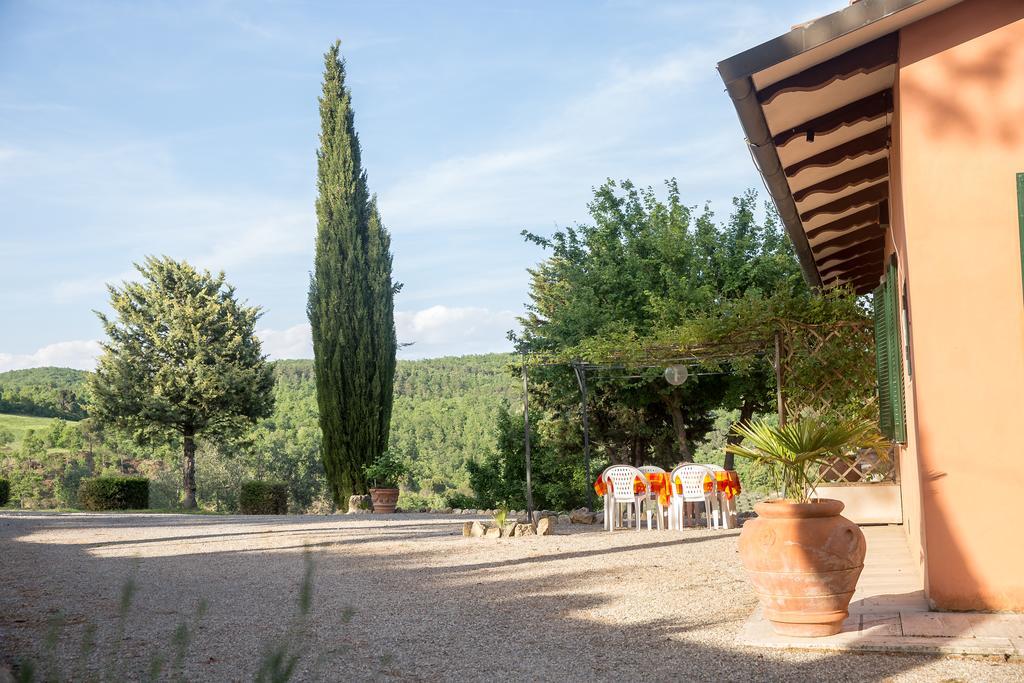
top-left (77, 476), bottom-right (150, 510)
top-left (516, 181), bottom-right (805, 473)
top-left (0, 478), bottom-right (9, 506)
top-left (725, 418), bottom-right (888, 503)
top-left (239, 480), bottom-right (290, 515)
top-left (443, 491), bottom-right (477, 509)
top-left (89, 256), bottom-right (275, 508)
top-left (468, 403), bottom-right (598, 511)
top-left (362, 451), bottom-right (408, 489)
top-left (0, 426), bottom-right (16, 448)
top-left (309, 42), bottom-right (399, 506)
top-left (0, 367), bottom-right (89, 419)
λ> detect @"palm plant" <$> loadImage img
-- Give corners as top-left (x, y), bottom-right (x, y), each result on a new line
top-left (725, 418), bottom-right (889, 503)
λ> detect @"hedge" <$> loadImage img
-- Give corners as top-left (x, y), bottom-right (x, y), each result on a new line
top-left (78, 477), bottom-right (149, 511)
top-left (239, 481), bottom-right (289, 515)
top-left (0, 478), bottom-right (9, 507)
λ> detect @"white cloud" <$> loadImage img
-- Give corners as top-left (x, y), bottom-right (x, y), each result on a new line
top-left (257, 323), bottom-right (313, 360)
top-left (256, 305), bottom-right (516, 361)
top-left (0, 340), bottom-right (102, 372)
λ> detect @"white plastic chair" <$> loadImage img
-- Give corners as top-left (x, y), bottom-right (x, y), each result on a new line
top-left (639, 465), bottom-right (667, 530)
top-left (700, 464), bottom-right (726, 529)
top-left (603, 465), bottom-right (647, 532)
top-left (668, 464), bottom-right (715, 530)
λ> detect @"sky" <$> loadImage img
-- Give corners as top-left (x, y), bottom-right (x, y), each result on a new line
top-left (0, 0), bottom-right (826, 371)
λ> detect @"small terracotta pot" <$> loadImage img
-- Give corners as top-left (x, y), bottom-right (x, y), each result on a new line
top-left (369, 488), bottom-right (400, 514)
top-left (738, 498), bottom-right (865, 637)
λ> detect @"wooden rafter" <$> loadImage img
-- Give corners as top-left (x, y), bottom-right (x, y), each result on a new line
top-left (785, 127), bottom-right (890, 177)
top-left (758, 33), bottom-right (898, 105)
top-left (815, 235), bottom-right (885, 270)
top-left (820, 260), bottom-right (882, 283)
top-left (818, 247), bottom-right (884, 278)
top-left (801, 182), bottom-right (888, 223)
top-left (774, 89), bottom-right (893, 147)
top-left (793, 158), bottom-right (889, 202)
top-left (811, 223), bottom-right (885, 255)
top-left (805, 205), bottom-right (880, 240)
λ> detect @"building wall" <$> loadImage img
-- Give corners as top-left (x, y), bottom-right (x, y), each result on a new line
top-left (894, 0), bottom-right (1024, 611)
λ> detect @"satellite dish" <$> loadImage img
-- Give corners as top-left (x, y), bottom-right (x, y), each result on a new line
top-left (664, 364), bottom-right (689, 385)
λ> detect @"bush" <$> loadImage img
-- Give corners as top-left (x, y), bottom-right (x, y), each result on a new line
top-left (443, 491), bottom-right (477, 509)
top-left (77, 477), bottom-right (149, 511)
top-left (0, 478), bottom-right (9, 506)
top-left (239, 480), bottom-right (289, 515)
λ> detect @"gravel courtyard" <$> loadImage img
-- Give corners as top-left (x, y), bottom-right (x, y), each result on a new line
top-left (1, 512), bottom-right (1020, 682)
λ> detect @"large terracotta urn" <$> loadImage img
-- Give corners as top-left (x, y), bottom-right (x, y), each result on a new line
top-left (369, 488), bottom-right (400, 513)
top-left (739, 498), bottom-right (865, 637)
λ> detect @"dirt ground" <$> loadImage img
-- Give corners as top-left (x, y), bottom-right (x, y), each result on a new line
top-left (1, 512), bottom-right (1021, 682)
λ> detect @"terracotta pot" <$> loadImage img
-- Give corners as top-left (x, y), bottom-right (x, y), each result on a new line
top-left (738, 498), bottom-right (865, 637)
top-left (369, 488), bottom-right (400, 513)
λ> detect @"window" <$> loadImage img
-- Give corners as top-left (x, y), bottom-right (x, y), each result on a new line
top-left (873, 258), bottom-right (907, 442)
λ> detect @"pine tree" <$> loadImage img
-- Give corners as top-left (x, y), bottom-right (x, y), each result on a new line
top-left (308, 42), bottom-right (398, 505)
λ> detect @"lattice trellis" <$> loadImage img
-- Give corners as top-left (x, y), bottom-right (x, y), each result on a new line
top-left (775, 319), bottom-right (895, 485)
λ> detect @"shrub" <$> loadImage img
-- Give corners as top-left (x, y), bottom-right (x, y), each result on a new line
top-left (0, 478), bottom-right (9, 506)
top-left (77, 477), bottom-right (149, 511)
top-left (239, 481), bottom-right (289, 515)
top-left (443, 491), bottom-right (477, 509)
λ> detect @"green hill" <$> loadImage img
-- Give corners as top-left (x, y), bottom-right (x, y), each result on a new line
top-left (0, 367), bottom-right (89, 420)
top-left (0, 354), bottom-right (517, 508)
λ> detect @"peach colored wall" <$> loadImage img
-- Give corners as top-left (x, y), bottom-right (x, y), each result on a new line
top-left (895, 0), bottom-right (1024, 611)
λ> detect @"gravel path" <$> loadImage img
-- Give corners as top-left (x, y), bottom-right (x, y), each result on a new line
top-left (1, 512), bottom-right (1020, 682)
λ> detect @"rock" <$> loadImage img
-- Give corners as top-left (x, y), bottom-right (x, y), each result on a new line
top-left (470, 521), bottom-right (487, 538)
top-left (347, 494), bottom-right (373, 514)
top-left (442, 507), bottom-right (453, 514)
top-left (484, 526), bottom-right (501, 539)
top-left (536, 517), bottom-right (555, 536)
top-left (557, 514), bottom-right (571, 525)
top-left (502, 522), bottom-right (518, 538)
top-left (463, 522), bottom-right (474, 537)
top-left (514, 523), bottom-right (536, 537)
top-left (570, 508), bottom-right (598, 524)
top-left (452, 508), bottom-right (463, 515)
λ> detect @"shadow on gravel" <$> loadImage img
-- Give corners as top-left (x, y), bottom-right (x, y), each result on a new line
top-left (1, 513), bottom-right (1007, 682)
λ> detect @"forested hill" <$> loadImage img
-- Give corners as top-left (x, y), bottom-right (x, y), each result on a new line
top-left (0, 367), bottom-right (89, 419)
top-left (1, 355), bottom-right (517, 497)
top-left (270, 354), bottom-right (518, 494)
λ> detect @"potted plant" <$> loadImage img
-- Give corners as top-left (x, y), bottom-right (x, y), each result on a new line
top-left (362, 451), bottom-right (408, 514)
top-left (726, 418), bottom-right (888, 637)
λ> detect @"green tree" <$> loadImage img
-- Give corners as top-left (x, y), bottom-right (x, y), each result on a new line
top-left (308, 42), bottom-right (398, 505)
top-left (89, 257), bottom-right (275, 508)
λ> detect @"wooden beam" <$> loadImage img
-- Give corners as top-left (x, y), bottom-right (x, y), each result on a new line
top-left (793, 158), bottom-right (889, 203)
top-left (825, 271), bottom-right (882, 293)
top-left (801, 182), bottom-right (888, 223)
top-left (818, 247), bottom-right (884, 279)
top-left (785, 127), bottom-right (890, 177)
top-left (811, 223), bottom-right (885, 255)
top-left (815, 235), bottom-right (885, 270)
top-left (805, 205), bottom-right (880, 241)
top-left (820, 260), bottom-right (883, 283)
top-left (774, 89), bottom-right (892, 147)
top-left (758, 33), bottom-right (898, 105)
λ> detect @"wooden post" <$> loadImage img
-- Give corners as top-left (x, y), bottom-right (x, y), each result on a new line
top-left (521, 356), bottom-right (535, 521)
top-left (573, 361), bottom-right (593, 511)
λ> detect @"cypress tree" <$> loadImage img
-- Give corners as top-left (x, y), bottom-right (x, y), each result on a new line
top-left (308, 42), bottom-right (398, 505)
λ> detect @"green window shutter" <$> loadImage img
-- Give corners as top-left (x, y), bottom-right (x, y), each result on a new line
top-left (1017, 172), bottom-right (1023, 302)
top-left (886, 261), bottom-right (908, 443)
top-left (873, 284), bottom-right (894, 439)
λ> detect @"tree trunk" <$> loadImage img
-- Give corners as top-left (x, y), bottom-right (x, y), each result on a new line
top-left (182, 428), bottom-right (197, 509)
top-left (664, 394), bottom-right (692, 462)
top-left (724, 399), bottom-right (756, 471)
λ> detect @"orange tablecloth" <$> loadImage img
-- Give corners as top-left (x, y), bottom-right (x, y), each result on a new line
top-left (593, 472), bottom-right (671, 502)
top-left (595, 470), bottom-right (741, 506)
top-left (702, 470), bottom-right (742, 499)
